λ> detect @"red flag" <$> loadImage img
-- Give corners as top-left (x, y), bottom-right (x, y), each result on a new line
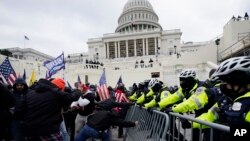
top-left (97, 69), bottom-right (110, 101)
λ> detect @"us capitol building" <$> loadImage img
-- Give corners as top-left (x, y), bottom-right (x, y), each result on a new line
top-left (2, 0), bottom-right (250, 87)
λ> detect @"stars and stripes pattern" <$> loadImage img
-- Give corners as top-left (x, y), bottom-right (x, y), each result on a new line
top-left (115, 90), bottom-right (130, 103)
top-left (97, 69), bottom-right (110, 101)
top-left (0, 58), bottom-right (17, 85)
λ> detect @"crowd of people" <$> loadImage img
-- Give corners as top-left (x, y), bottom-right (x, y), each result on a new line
top-left (1, 56), bottom-right (250, 141)
top-left (0, 76), bottom-right (137, 141)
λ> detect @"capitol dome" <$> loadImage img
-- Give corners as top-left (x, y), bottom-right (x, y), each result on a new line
top-left (115, 0), bottom-right (162, 33)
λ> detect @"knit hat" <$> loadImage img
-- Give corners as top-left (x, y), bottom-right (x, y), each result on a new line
top-left (51, 78), bottom-right (65, 91)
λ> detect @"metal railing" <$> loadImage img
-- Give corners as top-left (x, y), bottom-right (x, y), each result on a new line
top-left (167, 113), bottom-right (229, 141)
top-left (123, 105), bottom-right (230, 141)
top-left (124, 105), bottom-right (170, 141)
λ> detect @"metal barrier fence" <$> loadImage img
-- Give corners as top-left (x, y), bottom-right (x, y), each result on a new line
top-left (124, 105), bottom-right (230, 141)
top-left (124, 105), bottom-right (170, 141)
top-left (168, 112), bottom-right (230, 141)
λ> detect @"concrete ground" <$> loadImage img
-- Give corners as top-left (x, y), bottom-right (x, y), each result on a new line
top-left (111, 127), bottom-right (124, 141)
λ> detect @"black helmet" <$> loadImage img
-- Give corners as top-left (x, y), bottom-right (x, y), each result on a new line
top-left (117, 83), bottom-right (125, 92)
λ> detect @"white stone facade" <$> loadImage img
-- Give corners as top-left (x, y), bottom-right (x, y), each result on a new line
top-left (2, 0), bottom-right (249, 88)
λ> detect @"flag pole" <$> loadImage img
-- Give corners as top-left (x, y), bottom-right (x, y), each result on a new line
top-left (24, 36), bottom-right (25, 48)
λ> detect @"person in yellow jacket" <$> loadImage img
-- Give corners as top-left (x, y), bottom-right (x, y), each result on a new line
top-left (136, 79), bottom-right (159, 105)
top-left (170, 76), bottom-right (221, 115)
top-left (128, 81), bottom-right (146, 102)
top-left (166, 77), bottom-right (222, 141)
top-left (144, 85), bottom-right (171, 109)
top-left (157, 69), bottom-right (206, 141)
top-left (157, 69), bottom-right (206, 110)
top-left (193, 56), bottom-right (250, 141)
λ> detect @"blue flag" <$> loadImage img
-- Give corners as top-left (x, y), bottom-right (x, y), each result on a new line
top-left (43, 52), bottom-right (65, 78)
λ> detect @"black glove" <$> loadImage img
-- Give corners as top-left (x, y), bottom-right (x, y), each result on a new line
top-left (181, 119), bottom-right (191, 129)
top-left (164, 107), bottom-right (173, 113)
top-left (155, 94), bottom-right (161, 102)
top-left (147, 108), bottom-right (153, 115)
top-left (137, 104), bottom-right (143, 109)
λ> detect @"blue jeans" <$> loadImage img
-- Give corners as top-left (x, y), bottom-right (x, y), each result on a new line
top-left (75, 124), bottom-right (110, 141)
top-left (60, 121), bottom-right (70, 141)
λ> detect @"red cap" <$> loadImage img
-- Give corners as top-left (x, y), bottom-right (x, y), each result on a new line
top-left (51, 78), bottom-right (65, 91)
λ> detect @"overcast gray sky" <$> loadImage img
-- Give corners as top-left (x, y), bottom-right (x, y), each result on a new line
top-left (0, 0), bottom-right (249, 57)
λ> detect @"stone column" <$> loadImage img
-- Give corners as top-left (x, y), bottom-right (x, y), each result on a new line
top-left (146, 38), bottom-right (148, 55)
top-left (154, 37), bottom-right (157, 55)
top-left (142, 38), bottom-right (145, 56)
top-left (158, 37), bottom-right (161, 55)
top-left (134, 39), bottom-right (137, 57)
top-left (115, 41), bottom-right (117, 58)
top-left (126, 40), bottom-right (128, 57)
top-left (107, 42), bottom-right (109, 59)
top-left (118, 41), bottom-right (120, 58)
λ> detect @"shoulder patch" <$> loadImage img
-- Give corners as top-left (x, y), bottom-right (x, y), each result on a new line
top-left (196, 87), bottom-right (204, 93)
top-left (194, 87), bottom-right (205, 96)
top-left (232, 102), bottom-right (242, 111)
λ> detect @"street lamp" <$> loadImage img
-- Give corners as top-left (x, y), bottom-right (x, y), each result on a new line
top-left (215, 39), bottom-right (220, 64)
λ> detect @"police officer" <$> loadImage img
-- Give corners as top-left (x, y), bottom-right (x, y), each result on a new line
top-left (136, 79), bottom-right (158, 105)
top-left (193, 56), bottom-right (250, 141)
top-left (157, 69), bottom-right (206, 110)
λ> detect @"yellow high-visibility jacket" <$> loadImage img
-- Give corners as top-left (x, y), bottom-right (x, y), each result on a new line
top-left (172, 87), bottom-right (208, 113)
top-left (158, 83), bottom-right (198, 110)
top-left (193, 92), bottom-right (250, 129)
top-left (144, 90), bottom-right (171, 109)
top-left (136, 89), bottom-right (153, 104)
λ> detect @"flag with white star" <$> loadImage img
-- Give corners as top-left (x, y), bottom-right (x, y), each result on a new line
top-left (0, 58), bottom-right (17, 85)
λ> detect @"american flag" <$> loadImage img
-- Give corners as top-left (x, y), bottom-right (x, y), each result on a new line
top-left (77, 75), bottom-right (82, 84)
top-left (115, 75), bottom-right (123, 87)
top-left (115, 90), bottom-right (130, 103)
top-left (97, 69), bottom-right (110, 101)
top-left (0, 58), bottom-right (17, 85)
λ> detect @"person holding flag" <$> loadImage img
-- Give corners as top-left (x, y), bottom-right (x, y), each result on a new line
top-left (29, 70), bottom-right (36, 87)
top-left (0, 82), bottom-right (15, 140)
top-left (0, 57), bottom-right (17, 86)
top-left (114, 82), bottom-right (131, 138)
top-left (97, 69), bottom-right (110, 101)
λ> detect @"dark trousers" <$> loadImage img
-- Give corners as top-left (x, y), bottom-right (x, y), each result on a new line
top-left (167, 116), bottom-right (187, 141)
top-left (75, 124), bottom-right (110, 141)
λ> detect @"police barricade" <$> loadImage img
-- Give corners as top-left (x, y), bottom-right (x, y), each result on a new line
top-left (124, 105), bottom-right (170, 141)
top-left (168, 112), bottom-right (230, 141)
